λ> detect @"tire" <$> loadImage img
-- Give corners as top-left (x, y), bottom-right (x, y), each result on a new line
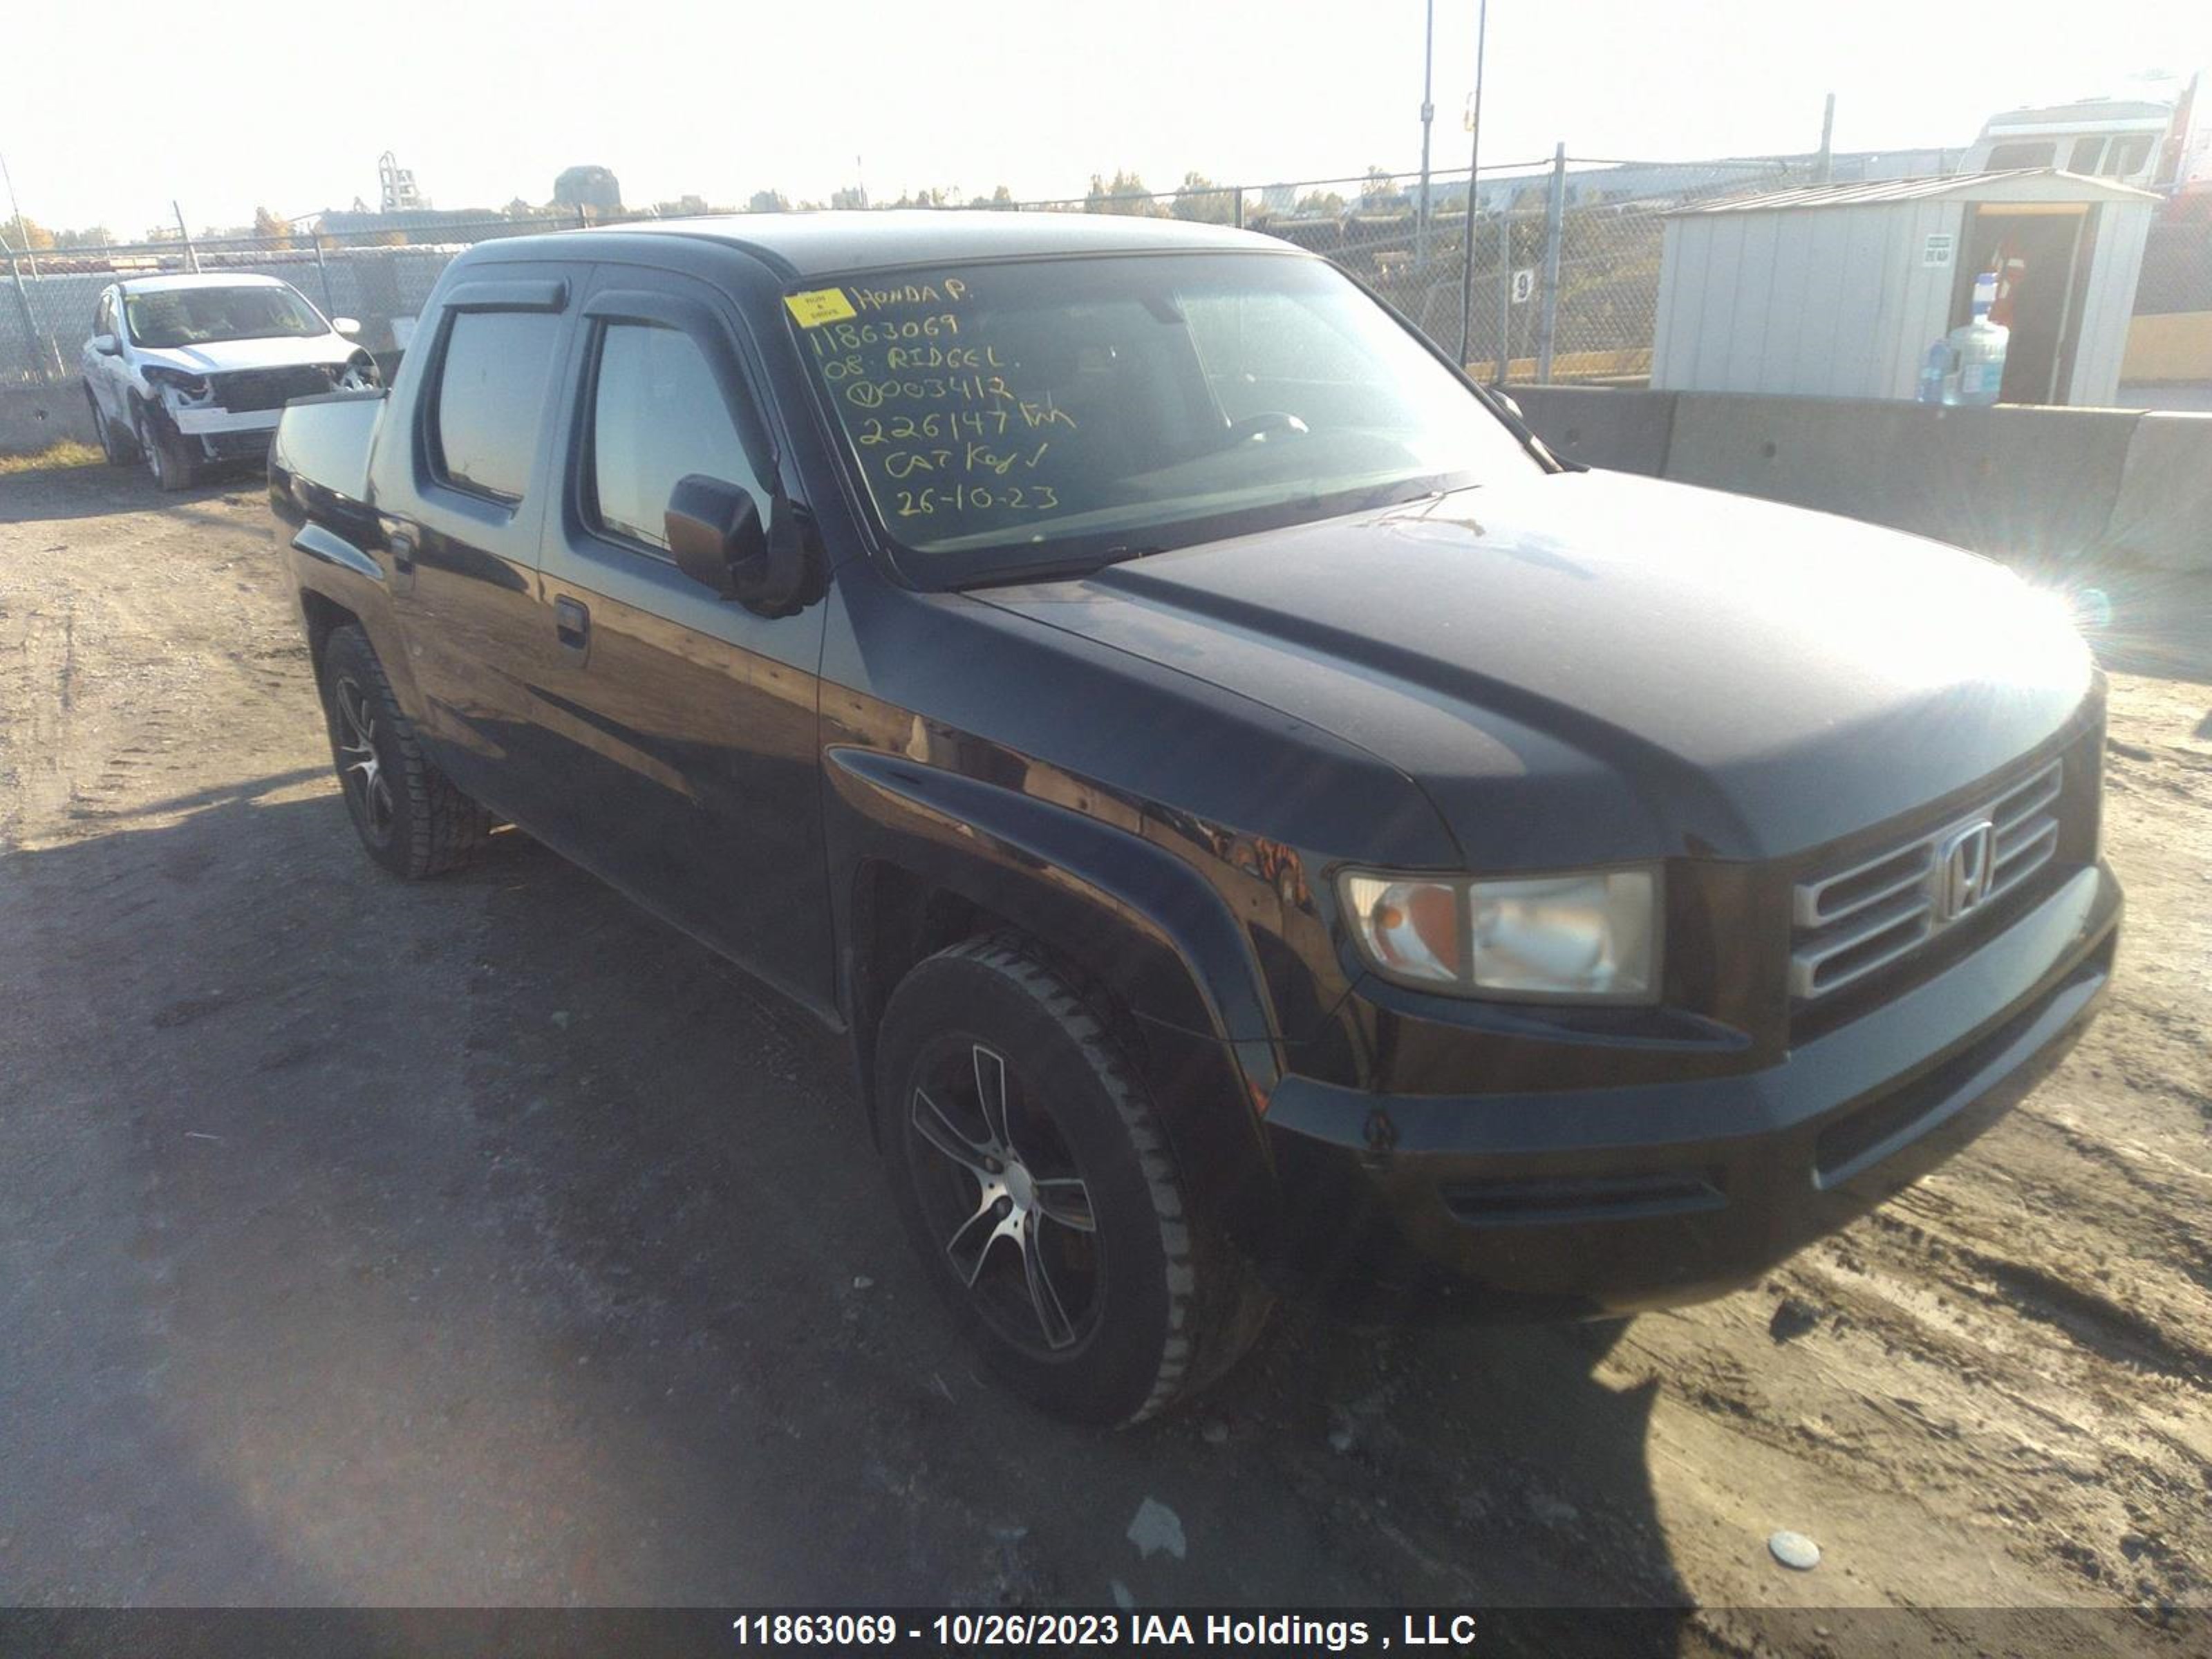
top-left (875, 936), bottom-right (1269, 1425)
top-left (133, 397), bottom-right (200, 492)
top-left (84, 386), bottom-right (135, 466)
top-left (317, 624), bottom-right (491, 879)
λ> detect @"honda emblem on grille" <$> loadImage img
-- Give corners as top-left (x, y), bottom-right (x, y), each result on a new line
top-left (1933, 819), bottom-right (1996, 924)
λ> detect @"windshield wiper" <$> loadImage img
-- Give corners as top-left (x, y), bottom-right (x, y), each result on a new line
top-left (949, 545), bottom-right (1171, 593)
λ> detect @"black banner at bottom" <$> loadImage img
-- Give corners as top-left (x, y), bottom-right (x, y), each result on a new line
top-left (0, 1606), bottom-right (2201, 1658)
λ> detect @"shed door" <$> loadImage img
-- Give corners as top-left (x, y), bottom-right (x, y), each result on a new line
top-left (1955, 203), bottom-right (2095, 404)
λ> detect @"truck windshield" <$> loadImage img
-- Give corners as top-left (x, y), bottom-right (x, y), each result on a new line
top-left (789, 252), bottom-right (1537, 582)
top-left (124, 285), bottom-right (327, 349)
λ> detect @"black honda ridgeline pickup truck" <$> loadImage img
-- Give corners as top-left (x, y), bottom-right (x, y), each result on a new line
top-left (272, 212), bottom-right (2119, 1425)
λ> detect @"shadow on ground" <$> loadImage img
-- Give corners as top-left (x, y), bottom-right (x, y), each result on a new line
top-left (1, 779), bottom-right (1688, 1639)
top-left (0, 460), bottom-right (260, 524)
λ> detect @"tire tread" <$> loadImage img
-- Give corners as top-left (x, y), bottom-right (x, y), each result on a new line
top-left (924, 933), bottom-right (1269, 1424)
top-left (323, 625), bottom-right (490, 879)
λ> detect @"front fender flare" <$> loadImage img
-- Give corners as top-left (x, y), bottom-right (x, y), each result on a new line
top-left (826, 746), bottom-right (1286, 1238)
top-left (827, 747), bottom-right (1276, 1048)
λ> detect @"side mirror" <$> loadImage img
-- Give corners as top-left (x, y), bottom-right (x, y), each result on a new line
top-left (665, 474), bottom-right (818, 615)
top-left (91, 332), bottom-right (121, 356)
top-left (666, 474), bottom-right (767, 598)
top-left (332, 317), bottom-right (363, 337)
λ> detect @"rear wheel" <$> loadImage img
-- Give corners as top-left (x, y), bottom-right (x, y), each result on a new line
top-left (876, 937), bottom-right (1269, 1425)
top-left (84, 386), bottom-right (135, 466)
top-left (317, 624), bottom-right (490, 879)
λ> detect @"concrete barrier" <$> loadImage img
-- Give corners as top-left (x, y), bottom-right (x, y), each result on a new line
top-left (0, 384), bottom-right (98, 455)
top-left (1508, 386), bottom-right (1676, 476)
top-left (1660, 394), bottom-right (2142, 561)
top-left (1508, 385), bottom-right (2211, 572)
top-left (2095, 411), bottom-right (2212, 572)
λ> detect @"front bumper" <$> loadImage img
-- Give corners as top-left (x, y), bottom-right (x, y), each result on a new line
top-left (1263, 861), bottom-right (2119, 1317)
top-left (171, 406), bottom-right (281, 437)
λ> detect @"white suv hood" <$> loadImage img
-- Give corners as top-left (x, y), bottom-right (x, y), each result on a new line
top-left (135, 334), bottom-right (356, 375)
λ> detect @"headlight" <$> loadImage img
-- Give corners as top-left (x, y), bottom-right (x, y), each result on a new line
top-left (1339, 867), bottom-right (1659, 1002)
top-left (142, 365), bottom-right (212, 400)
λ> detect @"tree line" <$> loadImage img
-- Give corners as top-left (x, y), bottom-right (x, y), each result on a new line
top-left (3, 164), bottom-right (1440, 256)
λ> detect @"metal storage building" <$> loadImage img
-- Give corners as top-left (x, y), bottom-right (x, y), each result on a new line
top-left (1651, 170), bottom-right (2159, 406)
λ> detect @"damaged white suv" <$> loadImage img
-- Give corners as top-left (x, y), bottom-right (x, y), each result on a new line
top-left (81, 273), bottom-right (380, 490)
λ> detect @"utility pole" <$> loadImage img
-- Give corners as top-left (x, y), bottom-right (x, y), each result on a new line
top-left (174, 200), bottom-right (200, 273)
top-left (1535, 142), bottom-right (1566, 383)
top-left (1, 148), bottom-right (38, 278)
top-left (2, 236), bottom-right (53, 382)
top-left (1456, 0), bottom-right (1490, 365)
top-left (1416, 0), bottom-right (1436, 266)
top-left (1817, 92), bottom-right (1836, 185)
top-left (312, 233), bottom-right (337, 317)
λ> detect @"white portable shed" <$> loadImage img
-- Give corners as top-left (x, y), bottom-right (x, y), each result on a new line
top-left (1651, 170), bottom-right (2158, 406)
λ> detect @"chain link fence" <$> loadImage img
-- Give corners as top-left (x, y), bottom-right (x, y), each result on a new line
top-left (0, 163), bottom-right (1811, 395)
top-left (2120, 207), bottom-right (2212, 394)
top-left (10, 159), bottom-right (2206, 399)
top-left (986, 157), bottom-right (1808, 384)
top-left (2133, 209), bottom-right (2212, 316)
top-left (1, 216), bottom-right (585, 388)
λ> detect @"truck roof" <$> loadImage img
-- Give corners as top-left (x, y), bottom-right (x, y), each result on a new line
top-left (543, 209), bottom-right (1293, 279)
top-left (1980, 97), bottom-right (2173, 132)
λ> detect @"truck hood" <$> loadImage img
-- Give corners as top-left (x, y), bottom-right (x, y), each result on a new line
top-left (135, 334), bottom-right (355, 375)
top-left (975, 469), bottom-right (2096, 865)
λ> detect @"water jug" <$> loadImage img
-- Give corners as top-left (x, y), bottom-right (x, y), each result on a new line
top-left (1918, 340), bottom-right (1954, 404)
top-left (1944, 272), bottom-right (2009, 406)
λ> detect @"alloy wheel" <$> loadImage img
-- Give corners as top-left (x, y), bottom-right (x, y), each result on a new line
top-left (909, 1040), bottom-right (1100, 1353)
top-left (332, 675), bottom-right (396, 844)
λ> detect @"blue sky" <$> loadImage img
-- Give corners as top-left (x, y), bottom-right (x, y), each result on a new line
top-left (9, 0), bottom-right (2208, 236)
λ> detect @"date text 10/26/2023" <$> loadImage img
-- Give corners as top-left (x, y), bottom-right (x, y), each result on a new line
top-left (730, 1611), bottom-right (1482, 1651)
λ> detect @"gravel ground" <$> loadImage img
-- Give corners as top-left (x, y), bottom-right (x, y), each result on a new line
top-left (2, 462), bottom-right (2207, 1651)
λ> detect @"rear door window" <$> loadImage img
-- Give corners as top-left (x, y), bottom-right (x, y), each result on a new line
top-left (429, 309), bottom-right (561, 502)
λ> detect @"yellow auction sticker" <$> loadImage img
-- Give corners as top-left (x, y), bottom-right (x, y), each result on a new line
top-left (785, 288), bottom-right (858, 328)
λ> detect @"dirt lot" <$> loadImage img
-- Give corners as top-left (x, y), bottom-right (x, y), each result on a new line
top-left (2, 462), bottom-right (2207, 1651)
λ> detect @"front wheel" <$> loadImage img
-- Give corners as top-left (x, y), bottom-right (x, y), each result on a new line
top-left (133, 398), bottom-right (200, 492)
top-left (876, 937), bottom-right (1269, 1425)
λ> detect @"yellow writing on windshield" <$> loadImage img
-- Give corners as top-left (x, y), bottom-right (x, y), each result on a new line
top-left (810, 272), bottom-right (1089, 525)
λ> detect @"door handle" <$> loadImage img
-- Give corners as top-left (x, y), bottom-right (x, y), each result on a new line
top-left (554, 595), bottom-right (590, 655)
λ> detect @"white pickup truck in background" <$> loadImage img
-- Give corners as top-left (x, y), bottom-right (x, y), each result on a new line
top-left (80, 272), bottom-right (380, 490)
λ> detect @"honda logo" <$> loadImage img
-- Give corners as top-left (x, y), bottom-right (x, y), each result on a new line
top-left (1933, 819), bottom-right (1996, 924)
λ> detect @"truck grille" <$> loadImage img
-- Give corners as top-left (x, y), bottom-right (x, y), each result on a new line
top-left (1790, 758), bottom-right (2064, 1003)
top-left (213, 366), bottom-right (332, 413)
